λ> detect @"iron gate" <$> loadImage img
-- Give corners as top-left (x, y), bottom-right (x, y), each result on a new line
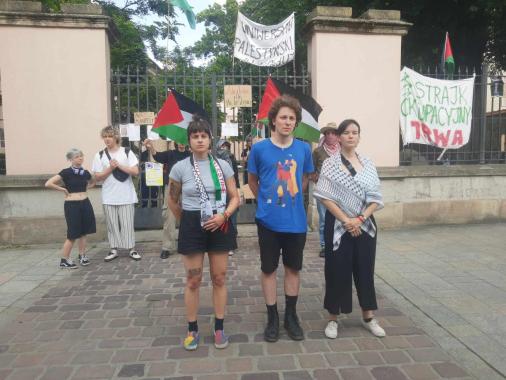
top-left (110, 66), bottom-right (311, 229)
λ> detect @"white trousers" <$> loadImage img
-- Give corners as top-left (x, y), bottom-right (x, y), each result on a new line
top-left (103, 204), bottom-right (136, 249)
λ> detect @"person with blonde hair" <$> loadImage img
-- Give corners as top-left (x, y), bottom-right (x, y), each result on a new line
top-left (92, 126), bottom-right (141, 262)
top-left (45, 148), bottom-right (96, 268)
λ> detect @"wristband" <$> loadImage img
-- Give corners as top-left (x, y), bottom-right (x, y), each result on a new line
top-left (357, 215), bottom-right (366, 223)
top-left (223, 210), bottom-right (231, 221)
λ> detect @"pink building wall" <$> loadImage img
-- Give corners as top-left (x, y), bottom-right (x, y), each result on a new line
top-left (0, 25), bottom-right (111, 174)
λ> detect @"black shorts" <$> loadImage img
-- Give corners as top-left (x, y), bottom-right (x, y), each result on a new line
top-left (256, 220), bottom-right (307, 274)
top-left (64, 198), bottom-right (96, 240)
top-left (178, 210), bottom-right (237, 255)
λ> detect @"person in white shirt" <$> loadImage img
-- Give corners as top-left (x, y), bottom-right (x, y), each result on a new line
top-left (92, 126), bottom-right (141, 262)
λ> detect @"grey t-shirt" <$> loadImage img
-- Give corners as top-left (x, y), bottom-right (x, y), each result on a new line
top-left (169, 156), bottom-right (234, 211)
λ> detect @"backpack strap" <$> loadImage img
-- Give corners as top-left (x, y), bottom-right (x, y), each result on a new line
top-left (100, 147), bottom-right (129, 160)
top-left (99, 150), bottom-right (104, 159)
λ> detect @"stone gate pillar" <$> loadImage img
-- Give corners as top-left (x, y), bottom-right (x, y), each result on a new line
top-left (305, 7), bottom-right (411, 167)
top-left (0, 1), bottom-right (113, 174)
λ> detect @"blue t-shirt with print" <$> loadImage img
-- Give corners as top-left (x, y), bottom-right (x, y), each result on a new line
top-left (248, 138), bottom-right (314, 233)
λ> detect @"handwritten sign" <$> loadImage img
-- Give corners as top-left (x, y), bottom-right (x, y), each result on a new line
top-left (221, 122), bottom-right (239, 137)
top-left (234, 12), bottom-right (295, 67)
top-left (134, 112), bottom-right (155, 125)
top-left (224, 85), bottom-right (252, 108)
top-left (400, 67), bottom-right (475, 149)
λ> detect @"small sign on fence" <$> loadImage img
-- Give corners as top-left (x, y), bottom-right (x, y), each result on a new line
top-left (224, 85), bottom-right (252, 108)
top-left (145, 162), bottom-right (163, 186)
top-left (134, 112), bottom-right (155, 125)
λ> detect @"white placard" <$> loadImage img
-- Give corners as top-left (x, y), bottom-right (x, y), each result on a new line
top-left (221, 122), bottom-right (239, 137)
top-left (145, 162), bottom-right (163, 186)
top-left (127, 123), bottom-right (140, 141)
top-left (233, 12), bottom-right (295, 67)
top-left (119, 124), bottom-right (128, 138)
top-left (147, 125), bottom-right (160, 140)
top-left (400, 67), bottom-right (475, 149)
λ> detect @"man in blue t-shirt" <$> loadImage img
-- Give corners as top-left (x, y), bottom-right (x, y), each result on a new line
top-left (248, 95), bottom-right (314, 342)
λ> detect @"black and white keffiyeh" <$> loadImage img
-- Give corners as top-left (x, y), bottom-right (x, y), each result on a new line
top-left (313, 153), bottom-right (383, 251)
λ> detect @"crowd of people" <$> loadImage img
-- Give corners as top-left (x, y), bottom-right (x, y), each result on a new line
top-left (45, 95), bottom-right (385, 350)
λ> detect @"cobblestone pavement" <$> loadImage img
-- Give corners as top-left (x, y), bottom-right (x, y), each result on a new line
top-left (0, 224), bottom-right (504, 380)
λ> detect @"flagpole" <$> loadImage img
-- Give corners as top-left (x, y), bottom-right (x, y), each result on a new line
top-left (437, 148), bottom-right (447, 161)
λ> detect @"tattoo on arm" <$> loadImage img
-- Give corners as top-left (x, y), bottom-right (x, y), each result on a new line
top-left (188, 268), bottom-right (202, 277)
top-left (169, 180), bottom-right (182, 202)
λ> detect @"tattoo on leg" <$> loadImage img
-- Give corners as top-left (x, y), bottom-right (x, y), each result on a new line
top-left (188, 268), bottom-right (202, 277)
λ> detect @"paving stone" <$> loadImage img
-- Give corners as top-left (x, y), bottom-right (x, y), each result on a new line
top-left (4, 367), bottom-right (42, 380)
top-left (168, 346), bottom-right (209, 359)
top-left (152, 336), bottom-right (180, 347)
top-left (238, 343), bottom-right (264, 356)
top-left (339, 367), bottom-right (373, 380)
top-left (71, 365), bottom-right (116, 379)
top-left (257, 355), bottom-right (296, 371)
top-left (407, 348), bottom-right (450, 363)
top-left (431, 362), bottom-right (469, 378)
top-left (111, 349), bottom-right (141, 363)
top-left (406, 335), bottom-right (435, 348)
top-left (226, 357), bottom-right (253, 373)
top-left (40, 366), bottom-right (74, 380)
top-left (354, 338), bottom-right (385, 351)
top-left (266, 342), bottom-right (303, 355)
top-left (241, 373), bottom-right (279, 380)
top-left (312, 368), bottom-right (339, 380)
top-left (139, 347), bottom-right (167, 361)
top-left (12, 352), bottom-right (46, 367)
top-left (71, 350), bottom-right (113, 364)
top-left (146, 362), bottom-right (177, 377)
top-left (324, 352), bottom-right (356, 367)
top-left (297, 353), bottom-right (326, 369)
top-left (353, 351), bottom-right (385, 366)
top-left (370, 366), bottom-right (408, 380)
top-left (179, 358), bottom-right (221, 374)
top-left (282, 370), bottom-right (313, 380)
top-left (401, 364), bottom-right (439, 380)
top-left (117, 363), bottom-right (145, 377)
top-left (381, 337), bottom-right (411, 349)
top-left (61, 320), bottom-right (84, 329)
top-left (379, 350), bottom-right (411, 364)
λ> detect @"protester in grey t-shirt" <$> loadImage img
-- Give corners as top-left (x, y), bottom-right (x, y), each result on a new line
top-left (166, 115), bottom-right (240, 352)
top-left (169, 157), bottom-right (234, 211)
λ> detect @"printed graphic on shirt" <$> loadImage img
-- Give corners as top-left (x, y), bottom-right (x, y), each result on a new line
top-left (267, 157), bottom-right (299, 207)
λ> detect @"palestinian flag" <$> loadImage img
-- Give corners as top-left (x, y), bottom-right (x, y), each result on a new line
top-left (442, 32), bottom-right (455, 79)
top-left (251, 121), bottom-right (265, 138)
top-left (257, 77), bottom-right (322, 142)
top-left (152, 89), bottom-right (210, 145)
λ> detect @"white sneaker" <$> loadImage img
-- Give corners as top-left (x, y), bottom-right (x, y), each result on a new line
top-left (324, 320), bottom-right (338, 339)
top-left (228, 250), bottom-right (235, 256)
top-left (362, 318), bottom-right (386, 337)
top-left (129, 250), bottom-right (141, 261)
top-left (104, 251), bottom-right (118, 262)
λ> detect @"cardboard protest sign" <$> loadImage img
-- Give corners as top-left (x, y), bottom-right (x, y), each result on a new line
top-left (224, 85), bottom-right (252, 107)
top-left (134, 112), bottom-right (155, 125)
top-left (234, 12), bottom-right (295, 67)
top-left (400, 67), bottom-right (475, 149)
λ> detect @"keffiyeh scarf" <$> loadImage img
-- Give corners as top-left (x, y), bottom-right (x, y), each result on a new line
top-left (191, 154), bottom-right (227, 227)
top-left (313, 153), bottom-right (383, 251)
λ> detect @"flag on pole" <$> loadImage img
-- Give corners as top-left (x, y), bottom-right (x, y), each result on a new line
top-left (442, 32), bottom-right (455, 79)
top-left (257, 78), bottom-right (322, 142)
top-left (152, 89), bottom-right (210, 145)
top-left (169, 0), bottom-right (196, 29)
top-left (251, 121), bottom-right (265, 138)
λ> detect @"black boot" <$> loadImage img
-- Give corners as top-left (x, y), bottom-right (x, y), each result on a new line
top-left (284, 298), bottom-right (304, 341)
top-left (264, 304), bottom-right (279, 342)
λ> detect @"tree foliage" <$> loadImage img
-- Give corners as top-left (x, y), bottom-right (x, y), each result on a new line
top-left (190, 0), bottom-right (506, 72)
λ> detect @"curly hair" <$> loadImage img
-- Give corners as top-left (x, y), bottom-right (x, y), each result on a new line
top-left (100, 125), bottom-right (121, 144)
top-left (268, 95), bottom-right (302, 131)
